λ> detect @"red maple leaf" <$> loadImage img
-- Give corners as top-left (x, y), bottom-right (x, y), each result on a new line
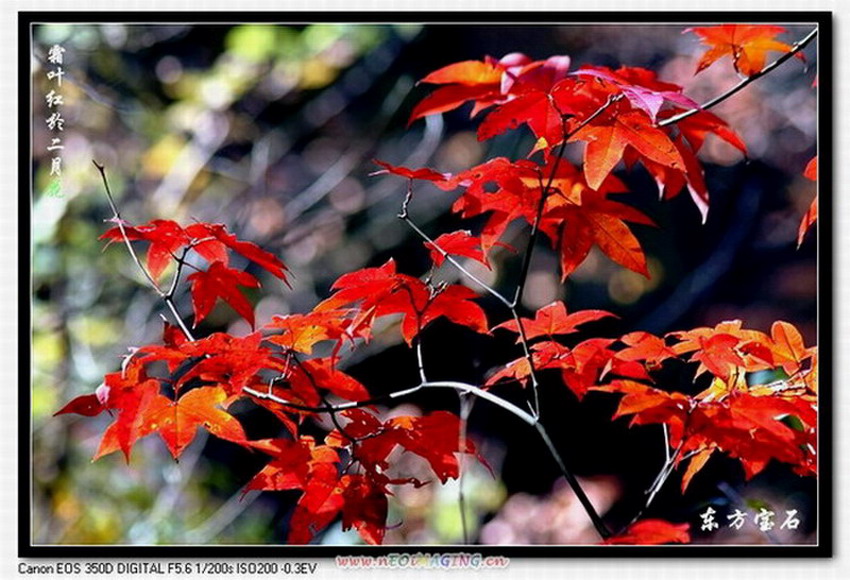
top-left (441, 157), bottom-right (542, 251)
top-left (54, 363), bottom-right (162, 461)
top-left (425, 230), bottom-right (492, 268)
top-left (688, 390), bottom-right (816, 479)
top-left (93, 378), bottom-right (164, 462)
top-left (339, 474), bottom-right (389, 545)
top-left (573, 66), bottom-right (698, 122)
top-left (187, 261), bottom-right (261, 328)
top-left (766, 320), bottom-right (812, 376)
top-left (493, 300), bottom-right (615, 341)
top-left (289, 358), bottom-right (371, 403)
top-left (668, 320), bottom-right (795, 379)
top-left (160, 332), bottom-right (279, 395)
top-left (438, 156), bottom-right (650, 279)
top-left (244, 438), bottom-right (313, 493)
top-left (408, 59), bottom-right (506, 123)
top-left (100, 219), bottom-right (189, 281)
top-left (265, 308), bottom-right (365, 355)
top-left (326, 409), bottom-right (481, 485)
top-left (541, 188), bottom-right (655, 279)
top-left (591, 379), bottom-right (691, 442)
top-left (246, 438), bottom-right (349, 544)
top-left (55, 393), bottom-right (105, 417)
top-left (570, 100), bottom-right (685, 191)
top-left (477, 90), bottom-right (566, 147)
top-left (93, 385), bottom-right (248, 461)
top-left (388, 411), bottom-right (479, 483)
top-left (616, 331), bottom-right (678, 367)
top-left (187, 223), bottom-right (289, 284)
top-left (409, 53), bottom-right (571, 128)
top-left (679, 446), bottom-right (716, 493)
top-left (101, 220), bottom-right (288, 286)
top-left (804, 156), bottom-right (818, 181)
top-left (317, 259), bottom-right (488, 345)
top-left (144, 386), bottom-right (247, 458)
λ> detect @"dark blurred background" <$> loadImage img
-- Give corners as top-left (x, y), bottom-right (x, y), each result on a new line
top-left (31, 22), bottom-right (818, 545)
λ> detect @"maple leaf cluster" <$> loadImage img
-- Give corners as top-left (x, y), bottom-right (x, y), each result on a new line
top-left (60, 223), bottom-right (490, 544)
top-left (380, 46), bottom-right (755, 280)
top-left (100, 220), bottom-right (289, 328)
top-left (485, 303), bottom-right (817, 490)
top-left (55, 24), bottom-right (817, 547)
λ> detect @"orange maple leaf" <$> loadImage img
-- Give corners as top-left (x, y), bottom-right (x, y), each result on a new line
top-left (687, 24), bottom-right (804, 76)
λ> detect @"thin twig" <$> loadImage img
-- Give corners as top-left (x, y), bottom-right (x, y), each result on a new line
top-left (401, 202), bottom-right (543, 417)
top-left (400, 200), bottom-right (541, 417)
top-left (509, 309), bottom-right (541, 417)
top-left (93, 161), bottom-right (163, 295)
top-left (290, 355), bottom-right (359, 444)
top-left (659, 27), bottom-right (817, 127)
top-left (415, 336), bottom-right (428, 385)
top-left (457, 393), bottom-right (474, 544)
top-left (243, 383), bottom-right (425, 414)
top-left (93, 161), bottom-right (196, 341)
top-left (639, 439), bottom-right (685, 520)
top-left (423, 381), bottom-right (537, 425)
top-left (401, 216), bottom-right (513, 308)
top-left (627, 410), bottom-right (696, 528)
top-left (389, 101), bottom-right (627, 526)
top-left (167, 247), bottom-right (191, 298)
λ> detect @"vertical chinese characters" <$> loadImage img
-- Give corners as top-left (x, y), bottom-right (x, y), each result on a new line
top-left (43, 44), bottom-right (66, 197)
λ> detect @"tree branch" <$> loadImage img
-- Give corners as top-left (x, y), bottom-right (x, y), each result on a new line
top-left (244, 378), bottom-right (611, 539)
top-left (506, 96), bottom-right (624, 417)
top-left (511, 95), bottom-right (622, 311)
top-left (534, 422), bottom-right (611, 539)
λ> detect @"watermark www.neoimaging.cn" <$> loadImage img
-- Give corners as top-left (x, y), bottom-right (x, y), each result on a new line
top-left (336, 552), bottom-right (509, 570)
